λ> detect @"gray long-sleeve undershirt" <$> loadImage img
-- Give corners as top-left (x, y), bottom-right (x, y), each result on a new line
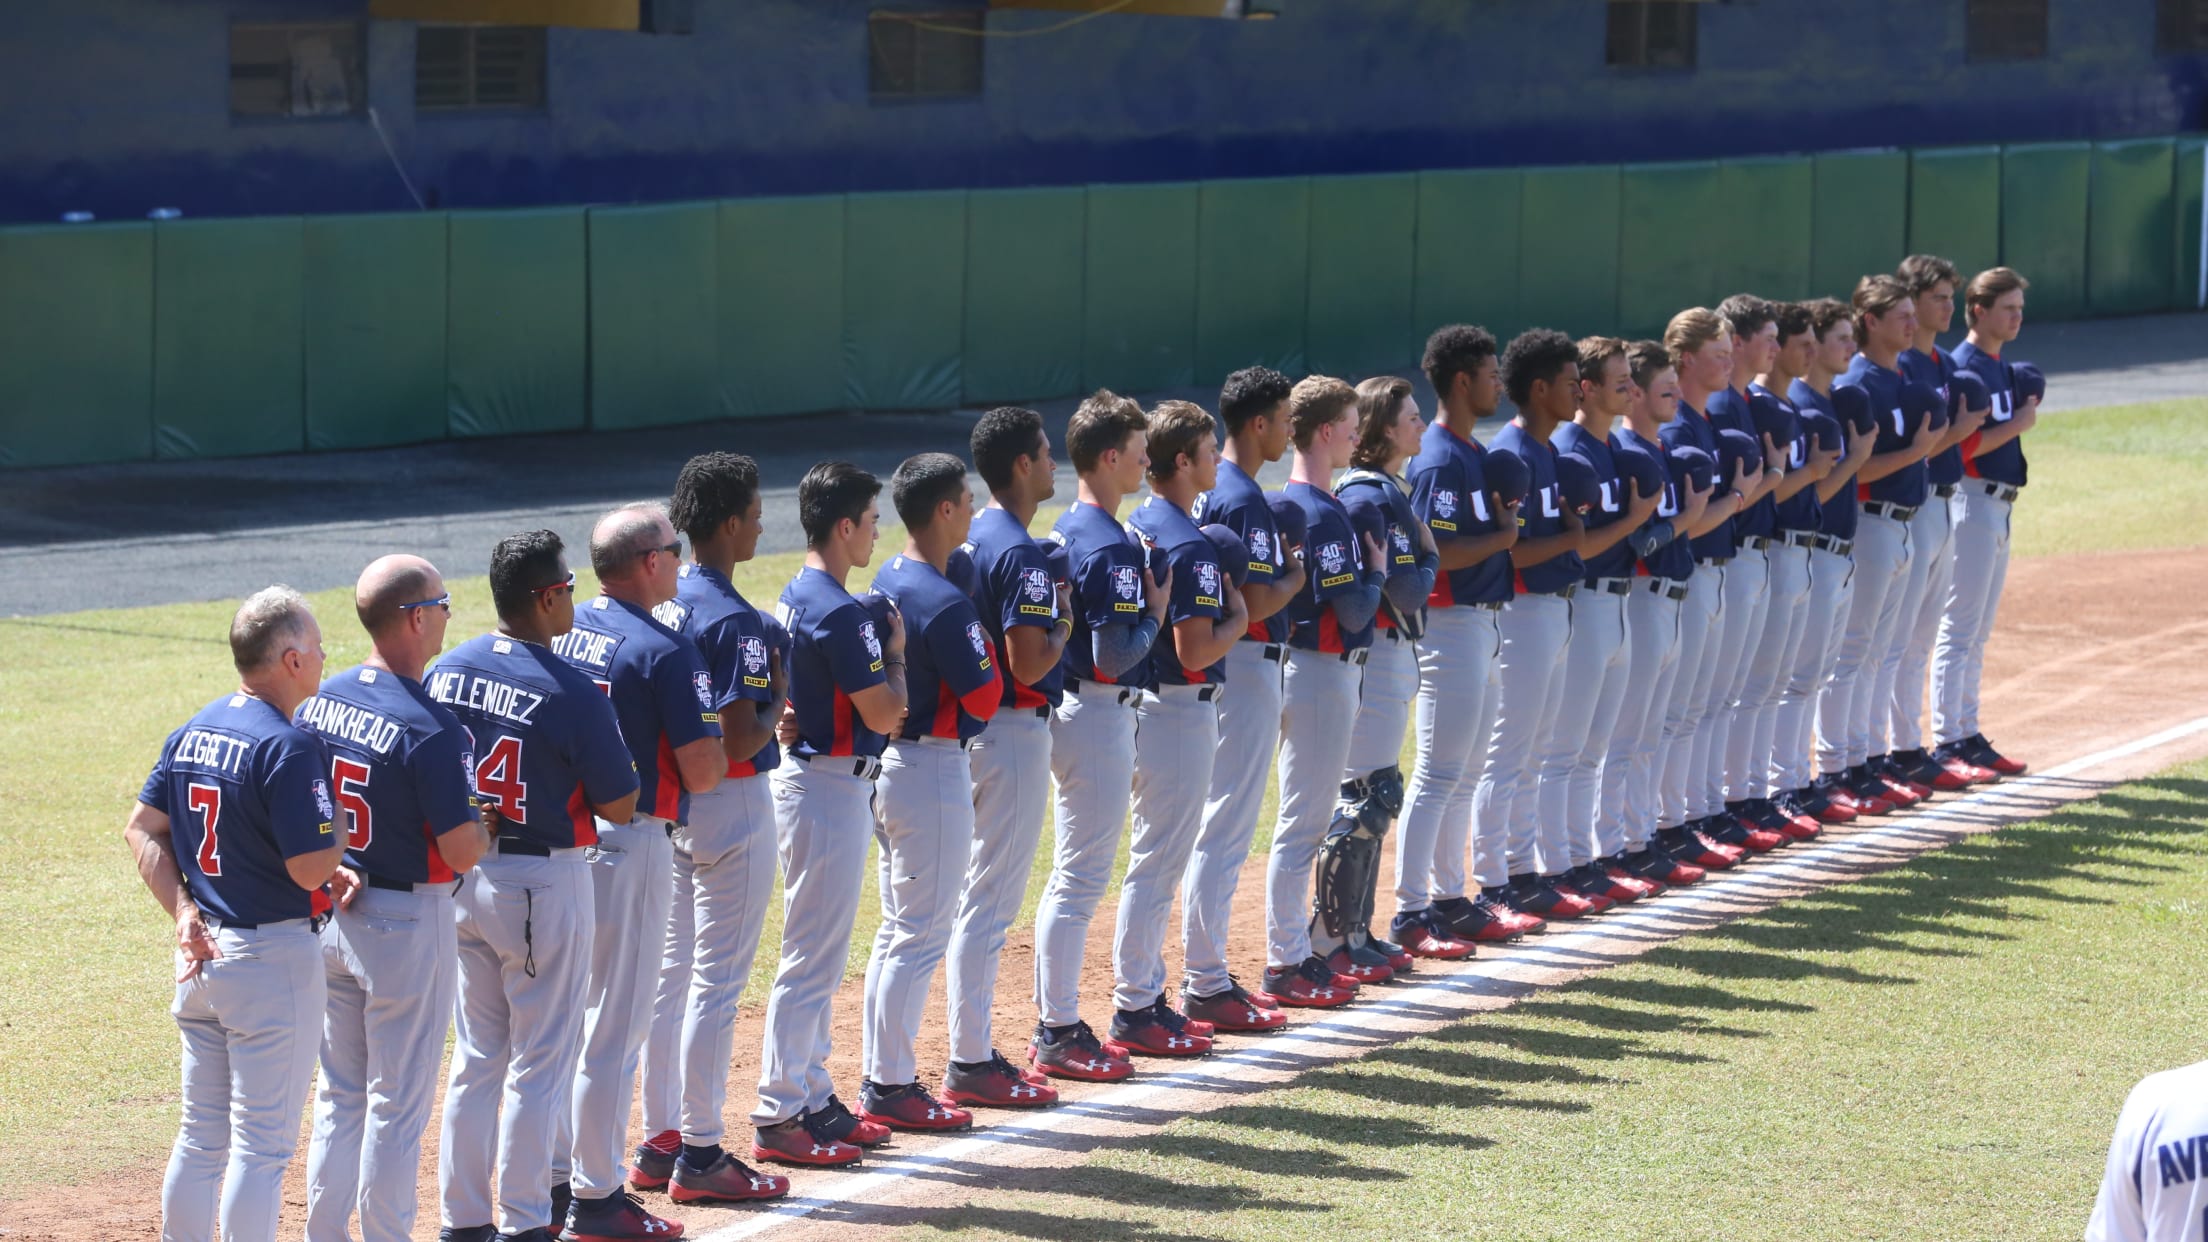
top-left (1327, 570), bottom-right (1387, 634)
top-left (1090, 614), bottom-right (1160, 680)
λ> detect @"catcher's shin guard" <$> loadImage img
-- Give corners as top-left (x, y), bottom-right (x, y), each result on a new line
top-left (1311, 810), bottom-right (1377, 955)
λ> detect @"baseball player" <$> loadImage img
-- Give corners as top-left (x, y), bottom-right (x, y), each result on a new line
top-left (298, 557), bottom-right (487, 1242)
top-left (1892, 254), bottom-right (1996, 793)
top-left (1747, 303), bottom-right (1839, 838)
top-left (1834, 275), bottom-right (1944, 815)
top-left (942, 406), bottom-right (1073, 1106)
top-left (1395, 325), bottom-right (1542, 949)
top-left (631, 453), bottom-right (793, 1205)
top-left (859, 452), bottom-right (1006, 1125)
top-left (1607, 341), bottom-right (1713, 887)
top-left (1703, 295), bottom-right (1789, 853)
top-left (1657, 307), bottom-right (1756, 871)
top-left (1936, 267), bottom-right (2039, 779)
top-left (1476, 329), bottom-right (1596, 918)
top-left (1783, 298), bottom-right (1881, 824)
top-left (1184, 367), bottom-right (1306, 1033)
top-left (127, 587), bottom-right (342, 1242)
top-left (2085, 1058), bottom-right (2208, 1241)
top-left (1542, 336), bottom-right (1664, 904)
top-left (430, 530), bottom-right (638, 1242)
top-left (751, 462), bottom-right (908, 1166)
top-left (1122, 401), bottom-right (1246, 1047)
top-left (1034, 393), bottom-right (1168, 1080)
top-left (1264, 375), bottom-right (1388, 1000)
top-left (1316, 375), bottom-right (1445, 973)
top-left (547, 506), bottom-right (723, 1241)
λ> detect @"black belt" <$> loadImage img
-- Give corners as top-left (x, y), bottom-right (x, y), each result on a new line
top-left (1815, 535), bottom-right (1854, 557)
top-left (209, 914), bottom-right (325, 932)
top-left (1969, 480), bottom-right (2021, 503)
top-left (1933, 482), bottom-right (1958, 498)
top-left (794, 752), bottom-right (884, 780)
top-left (1063, 677), bottom-right (1137, 705)
top-left (904, 734), bottom-right (973, 751)
top-left (1457, 600), bottom-right (1506, 612)
top-left (495, 838), bottom-right (553, 857)
top-left (1740, 535), bottom-right (1772, 551)
top-left (1588, 577), bottom-right (1634, 596)
top-left (1646, 580), bottom-right (1690, 601)
top-left (1863, 501), bottom-right (1917, 521)
top-left (1260, 643), bottom-right (1285, 662)
top-left (1028, 705), bottom-right (1051, 718)
top-left (1155, 683), bottom-right (1221, 701)
top-left (1702, 556), bottom-right (1732, 567)
top-left (1522, 583), bottom-right (1578, 600)
top-left (1286, 646), bottom-right (1369, 666)
top-left (365, 873), bottom-right (423, 893)
top-left (1781, 531), bottom-right (1820, 549)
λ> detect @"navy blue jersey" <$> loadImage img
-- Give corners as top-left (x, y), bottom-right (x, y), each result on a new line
top-left (655, 564), bottom-right (780, 778)
top-left (1490, 420), bottom-right (1583, 595)
top-left (1409, 421), bottom-right (1514, 607)
top-left (1193, 458), bottom-right (1290, 645)
top-left (958, 504), bottom-right (1066, 710)
top-left (1336, 469), bottom-right (1435, 634)
top-left (1049, 501), bottom-right (1150, 686)
top-left (1127, 495), bottom-right (1228, 686)
top-left (1662, 400), bottom-right (1736, 562)
top-left (553, 596), bottom-right (721, 823)
top-left (1610, 427), bottom-right (1693, 581)
top-left (872, 553), bottom-right (1002, 740)
top-left (1842, 354), bottom-right (1929, 509)
top-left (1552, 421), bottom-right (1634, 581)
top-left (1902, 346), bottom-right (1966, 486)
top-left (1707, 387), bottom-right (1778, 541)
top-left (1791, 380), bottom-right (1860, 541)
top-left (1950, 341), bottom-right (2029, 488)
top-left (1750, 384), bottom-right (1820, 535)
top-left (428, 634), bottom-right (639, 850)
top-left (295, 665), bottom-right (479, 885)
top-left (141, 694), bottom-right (338, 926)
top-left (1279, 480), bottom-right (1374, 653)
top-left (777, 566), bottom-right (891, 759)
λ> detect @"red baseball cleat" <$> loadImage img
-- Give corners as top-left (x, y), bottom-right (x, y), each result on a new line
top-left (943, 1051), bottom-right (1060, 1108)
top-left (1258, 957), bottom-right (1357, 1008)
top-left (1389, 909), bottom-right (1477, 958)
top-left (1029, 1020), bottom-right (1136, 1081)
top-left (669, 1152), bottom-right (789, 1205)
top-left (561, 1189), bottom-right (684, 1241)
top-left (1183, 979), bottom-right (1291, 1031)
top-left (630, 1130), bottom-right (678, 1192)
top-left (1549, 877), bottom-right (1616, 914)
top-left (1326, 945), bottom-right (1395, 985)
top-left (1965, 735), bottom-right (2028, 776)
top-left (752, 1115), bottom-right (862, 1168)
top-left (1109, 1000), bottom-right (1213, 1057)
top-left (860, 1080), bottom-right (974, 1132)
top-left (1598, 861), bottom-right (1665, 901)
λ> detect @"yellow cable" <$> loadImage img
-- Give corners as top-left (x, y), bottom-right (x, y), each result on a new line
top-left (877, 0), bottom-right (1139, 39)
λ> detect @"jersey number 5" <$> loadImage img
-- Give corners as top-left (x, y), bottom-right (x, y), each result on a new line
top-left (332, 758), bottom-right (373, 851)
top-left (474, 736), bottom-right (528, 824)
top-left (186, 782), bottom-right (223, 877)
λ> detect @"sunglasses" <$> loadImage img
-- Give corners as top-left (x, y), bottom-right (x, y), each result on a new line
top-left (534, 571), bottom-right (578, 598)
top-left (655, 540), bottom-right (683, 559)
top-left (397, 593), bottom-right (451, 614)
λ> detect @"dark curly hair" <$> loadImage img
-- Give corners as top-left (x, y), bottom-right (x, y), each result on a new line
top-left (1500, 328), bottom-right (1580, 409)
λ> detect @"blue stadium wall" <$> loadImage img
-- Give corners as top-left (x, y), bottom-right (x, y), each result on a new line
top-left (1, 0), bottom-right (2204, 223)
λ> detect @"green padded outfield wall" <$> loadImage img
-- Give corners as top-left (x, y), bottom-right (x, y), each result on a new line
top-left (1997, 143), bottom-right (2090, 321)
top-left (0, 223), bottom-right (152, 468)
top-left (1810, 150), bottom-right (1909, 299)
top-left (720, 195), bottom-right (844, 418)
top-left (1718, 157), bottom-right (1813, 304)
top-left (153, 216), bottom-right (304, 459)
top-left (303, 213), bottom-right (447, 451)
top-left (1519, 165), bottom-right (1620, 334)
top-left (446, 208), bottom-right (587, 438)
top-left (1198, 177), bottom-right (1312, 380)
top-left (1083, 182), bottom-right (1199, 393)
top-left (2180, 138), bottom-right (2206, 311)
top-left (963, 187), bottom-right (1085, 405)
top-left (1617, 161), bottom-right (1725, 340)
top-left (844, 190), bottom-right (967, 411)
top-left (1305, 173), bottom-right (1417, 380)
top-left (1908, 147), bottom-right (2002, 290)
top-left (1413, 169), bottom-right (1523, 343)
top-left (2090, 138), bottom-right (2177, 316)
top-left (589, 202), bottom-right (720, 431)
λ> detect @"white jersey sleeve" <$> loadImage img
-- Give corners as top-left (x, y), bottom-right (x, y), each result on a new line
top-left (2088, 1062), bottom-right (2208, 1242)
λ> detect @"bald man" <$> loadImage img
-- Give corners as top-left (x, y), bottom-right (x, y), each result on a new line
top-left (551, 506), bottom-right (723, 1240)
top-left (297, 556), bottom-right (489, 1242)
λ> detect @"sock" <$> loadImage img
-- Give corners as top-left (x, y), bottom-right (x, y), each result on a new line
top-left (681, 1143), bottom-right (721, 1171)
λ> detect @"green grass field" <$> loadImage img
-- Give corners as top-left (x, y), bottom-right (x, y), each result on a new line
top-left (0, 396), bottom-right (2196, 1194)
top-left (902, 759), bottom-right (2208, 1242)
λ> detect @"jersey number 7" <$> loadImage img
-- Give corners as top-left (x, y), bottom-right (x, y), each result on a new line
top-left (186, 783), bottom-right (223, 877)
top-left (474, 736), bottom-right (528, 824)
top-left (333, 758), bottom-right (373, 851)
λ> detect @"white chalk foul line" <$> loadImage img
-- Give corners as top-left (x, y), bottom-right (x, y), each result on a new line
top-left (696, 712), bottom-right (2208, 1240)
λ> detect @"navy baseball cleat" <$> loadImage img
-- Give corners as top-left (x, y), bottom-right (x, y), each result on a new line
top-left (494, 1228), bottom-right (561, 1242)
top-left (441, 1228), bottom-right (497, 1242)
top-left (629, 1130), bottom-right (678, 1192)
top-left (560, 1189), bottom-right (684, 1242)
top-left (812, 1094), bottom-right (892, 1147)
top-left (860, 1079), bottom-right (975, 1131)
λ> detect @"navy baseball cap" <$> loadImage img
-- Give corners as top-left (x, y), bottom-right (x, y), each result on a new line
top-left (1143, 540), bottom-right (1170, 584)
top-left (1830, 383), bottom-right (1876, 437)
top-left (857, 588), bottom-right (895, 633)
top-left (1555, 453), bottom-right (1601, 515)
top-left (2010, 361), bottom-right (2046, 404)
top-left (1200, 523), bottom-right (1251, 587)
top-left (1900, 381), bottom-right (1943, 435)
top-left (1613, 443), bottom-right (1666, 502)
top-left (1715, 427), bottom-right (1762, 482)
top-left (1484, 450), bottom-right (1532, 508)
top-left (1043, 541), bottom-right (1071, 584)
top-left (1805, 410), bottom-right (1842, 455)
top-left (1749, 390), bottom-right (1800, 444)
top-left (1949, 369), bottom-right (1990, 416)
top-left (1666, 444), bottom-right (1715, 493)
top-left (1267, 494), bottom-right (1308, 549)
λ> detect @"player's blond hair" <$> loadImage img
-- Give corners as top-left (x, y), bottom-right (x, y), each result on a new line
top-left (1662, 308), bottom-right (1733, 370)
top-left (1287, 375), bottom-right (1359, 449)
top-left (1145, 400), bottom-right (1216, 482)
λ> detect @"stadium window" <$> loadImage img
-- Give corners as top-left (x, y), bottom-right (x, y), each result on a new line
top-left (1966, 0), bottom-right (2048, 61)
top-left (868, 10), bottom-right (985, 100)
top-left (1605, 2), bottom-right (1697, 71)
top-left (229, 23), bottom-right (364, 118)
top-left (416, 26), bottom-right (548, 112)
top-left (2160, 0), bottom-right (2208, 52)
